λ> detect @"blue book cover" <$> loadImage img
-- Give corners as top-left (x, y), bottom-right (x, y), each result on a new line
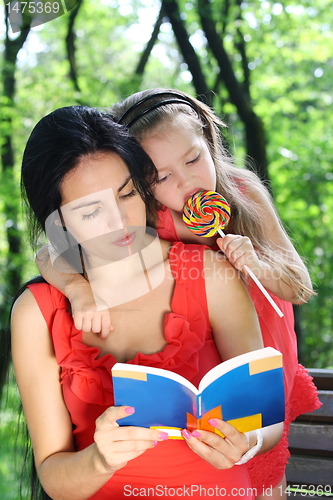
top-left (112, 347), bottom-right (285, 439)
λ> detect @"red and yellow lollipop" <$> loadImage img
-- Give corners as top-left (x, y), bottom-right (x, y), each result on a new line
top-left (182, 190), bottom-right (231, 238)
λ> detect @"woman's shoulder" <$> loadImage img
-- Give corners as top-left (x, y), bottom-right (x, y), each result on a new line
top-left (12, 282), bottom-right (67, 333)
top-left (11, 288), bottom-right (49, 342)
top-left (11, 287), bottom-right (40, 316)
top-left (203, 248), bottom-right (238, 281)
top-left (27, 281), bottom-right (67, 309)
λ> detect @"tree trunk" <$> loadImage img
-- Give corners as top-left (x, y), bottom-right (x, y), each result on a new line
top-left (162, 0), bottom-right (212, 105)
top-left (136, 5), bottom-right (165, 75)
top-left (0, 10), bottom-right (32, 397)
top-left (65, 0), bottom-right (84, 96)
top-left (197, 0), bottom-right (269, 183)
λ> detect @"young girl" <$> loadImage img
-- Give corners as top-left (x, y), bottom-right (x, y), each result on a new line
top-left (11, 105), bottom-right (282, 500)
top-left (35, 91), bottom-right (320, 498)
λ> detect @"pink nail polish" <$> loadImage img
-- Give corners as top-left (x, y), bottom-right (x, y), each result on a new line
top-left (191, 430), bottom-right (201, 438)
top-left (208, 418), bottom-right (218, 427)
top-left (124, 406), bottom-right (135, 415)
top-left (158, 431), bottom-right (169, 440)
top-left (181, 429), bottom-right (191, 439)
top-left (153, 441), bottom-right (158, 446)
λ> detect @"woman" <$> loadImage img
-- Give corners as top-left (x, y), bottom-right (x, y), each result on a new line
top-left (11, 105), bottom-right (282, 500)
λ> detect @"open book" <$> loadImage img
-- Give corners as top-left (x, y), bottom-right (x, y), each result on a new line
top-left (112, 347), bottom-right (285, 439)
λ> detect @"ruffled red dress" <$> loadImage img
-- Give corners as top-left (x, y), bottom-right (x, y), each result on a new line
top-left (28, 243), bottom-right (254, 500)
top-left (156, 207), bottom-right (321, 491)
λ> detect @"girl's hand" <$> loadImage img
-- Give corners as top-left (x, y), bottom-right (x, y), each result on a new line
top-left (69, 285), bottom-right (113, 338)
top-left (94, 406), bottom-right (168, 474)
top-left (181, 419), bottom-right (250, 469)
top-left (216, 234), bottom-right (262, 276)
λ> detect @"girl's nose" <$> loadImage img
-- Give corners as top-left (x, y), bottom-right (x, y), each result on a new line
top-left (176, 168), bottom-right (191, 189)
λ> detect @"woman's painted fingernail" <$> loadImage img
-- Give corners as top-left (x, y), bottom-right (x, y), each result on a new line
top-left (208, 418), bottom-right (218, 427)
top-left (125, 406), bottom-right (135, 415)
top-left (181, 429), bottom-right (191, 439)
top-left (158, 431), bottom-right (169, 440)
top-left (191, 430), bottom-right (201, 438)
top-left (153, 441), bottom-right (158, 446)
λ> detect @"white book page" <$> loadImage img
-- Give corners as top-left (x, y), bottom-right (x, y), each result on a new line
top-left (112, 363), bottom-right (199, 395)
top-left (198, 347), bottom-right (280, 393)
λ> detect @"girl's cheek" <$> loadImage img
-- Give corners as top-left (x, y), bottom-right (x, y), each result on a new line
top-left (152, 185), bottom-right (164, 203)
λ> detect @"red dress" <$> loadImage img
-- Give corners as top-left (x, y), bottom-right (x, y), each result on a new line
top-left (28, 243), bottom-right (254, 500)
top-left (156, 207), bottom-right (321, 490)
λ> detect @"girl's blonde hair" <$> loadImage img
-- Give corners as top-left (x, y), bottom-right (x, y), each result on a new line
top-left (112, 88), bottom-right (313, 302)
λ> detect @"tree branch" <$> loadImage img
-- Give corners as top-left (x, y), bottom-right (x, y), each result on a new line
top-left (3, 8), bottom-right (32, 104)
top-left (197, 0), bottom-right (269, 182)
top-left (162, 0), bottom-right (211, 105)
top-left (65, 0), bottom-right (84, 95)
top-left (136, 5), bottom-right (165, 75)
top-left (0, 8), bottom-right (33, 395)
top-left (221, 0), bottom-right (231, 35)
top-left (234, 27), bottom-right (250, 98)
top-left (234, 0), bottom-right (250, 98)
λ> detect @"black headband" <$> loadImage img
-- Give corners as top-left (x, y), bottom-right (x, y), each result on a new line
top-left (117, 91), bottom-right (198, 127)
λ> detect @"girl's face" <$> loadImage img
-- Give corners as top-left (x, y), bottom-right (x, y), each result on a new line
top-left (141, 124), bottom-right (216, 213)
top-left (59, 152), bottom-right (146, 262)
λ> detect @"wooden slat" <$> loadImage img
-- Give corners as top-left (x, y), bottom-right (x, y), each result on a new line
top-left (297, 391), bottom-right (333, 421)
top-left (288, 422), bottom-right (333, 452)
top-left (286, 456), bottom-right (333, 485)
top-left (307, 369), bottom-right (333, 391)
top-left (287, 368), bottom-right (333, 489)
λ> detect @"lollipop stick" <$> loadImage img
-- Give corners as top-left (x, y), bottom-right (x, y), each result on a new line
top-left (217, 229), bottom-right (284, 318)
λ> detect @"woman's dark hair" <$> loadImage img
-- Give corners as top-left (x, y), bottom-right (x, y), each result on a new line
top-left (21, 105), bottom-right (158, 251)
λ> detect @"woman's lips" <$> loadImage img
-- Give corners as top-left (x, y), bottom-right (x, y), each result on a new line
top-left (113, 231), bottom-right (136, 247)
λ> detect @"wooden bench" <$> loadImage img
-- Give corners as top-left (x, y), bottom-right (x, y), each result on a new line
top-left (286, 368), bottom-right (333, 498)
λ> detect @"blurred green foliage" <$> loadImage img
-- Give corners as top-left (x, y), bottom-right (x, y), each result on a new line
top-left (0, 371), bottom-right (29, 500)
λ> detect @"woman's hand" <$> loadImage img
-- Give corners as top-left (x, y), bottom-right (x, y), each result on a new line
top-left (181, 419), bottom-right (251, 469)
top-left (216, 234), bottom-right (263, 276)
top-left (93, 406), bottom-right (168, 474)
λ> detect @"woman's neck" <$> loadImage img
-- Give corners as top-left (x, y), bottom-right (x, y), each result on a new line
top-left (83, 232), bottom-right (171, 309)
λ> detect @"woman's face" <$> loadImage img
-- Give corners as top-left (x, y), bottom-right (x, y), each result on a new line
top-left (141, 123), bottom-right (216, 213)
top-left (59, 152), bottom-right (147, 263)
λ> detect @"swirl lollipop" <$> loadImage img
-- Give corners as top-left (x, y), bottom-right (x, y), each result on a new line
top-left (182, 190), bottom-right (231, 237)
top-left (183, 190), bottom-right (284, 318)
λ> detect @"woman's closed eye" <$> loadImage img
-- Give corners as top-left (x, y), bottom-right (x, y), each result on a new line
top-left (82, 208), bottom-right (100, 221)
